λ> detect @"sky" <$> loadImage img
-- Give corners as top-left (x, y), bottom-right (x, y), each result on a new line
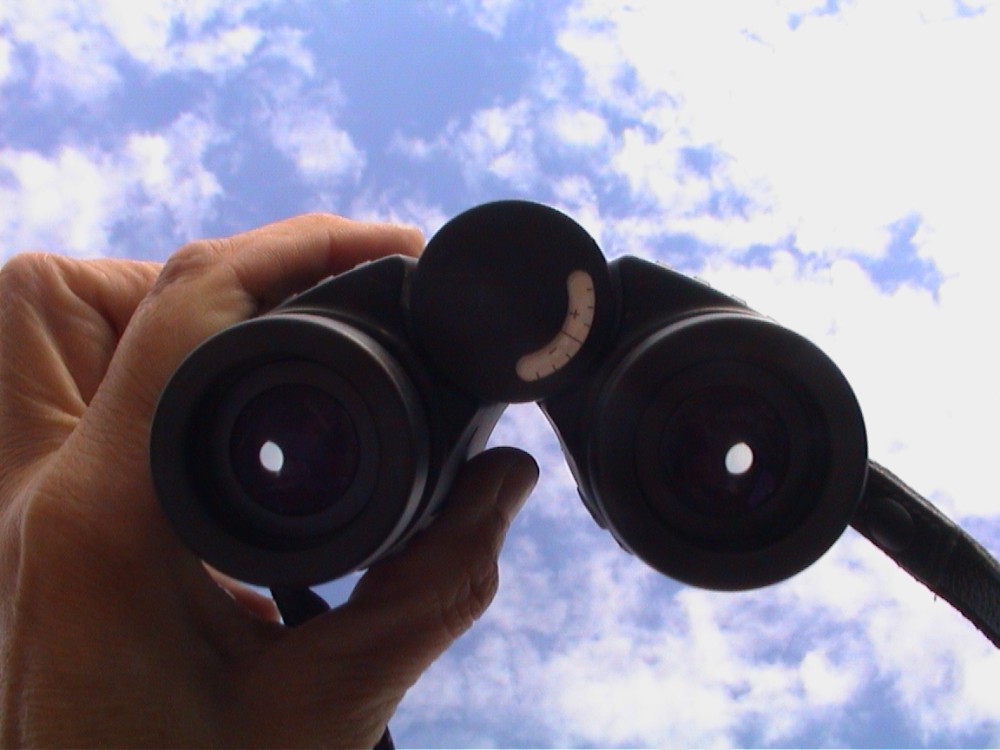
top-left (2, 0), bottom-right (999, 746)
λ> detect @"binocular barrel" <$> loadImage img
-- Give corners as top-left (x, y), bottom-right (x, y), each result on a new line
top-left (149, 200), bottom-right (868, 591)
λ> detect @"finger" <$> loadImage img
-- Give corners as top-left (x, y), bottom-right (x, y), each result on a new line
top-left (206, 567), bottom-right (281, 623)
top-left (259, 448), bottom-right (539, 735)
top-left (100, 215), bottom-right (422, 435)
top-left (346, 448), bottom-right (539, 615)
top-left (0, 255), bottom-right (161, 410)
top-left (224, 213), bottom-right (423, 313)
top-left (46, 257), bottom-right (162, 404)
top-left (0, 255), bottom-right (160, 493)
top-left (149, 213), bottom-right (423, 315)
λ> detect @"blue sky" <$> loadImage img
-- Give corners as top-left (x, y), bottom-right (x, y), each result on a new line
top-left (2, 0), bottom-right (999, 746)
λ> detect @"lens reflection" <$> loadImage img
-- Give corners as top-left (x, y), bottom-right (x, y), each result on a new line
top-left (659, 387), bottom-right (788, 517)
top-left (230, 384), bottom-right (360, 516)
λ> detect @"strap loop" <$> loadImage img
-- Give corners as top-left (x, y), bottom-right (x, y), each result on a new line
top-left (852, 461), bottom-right (1000, 648)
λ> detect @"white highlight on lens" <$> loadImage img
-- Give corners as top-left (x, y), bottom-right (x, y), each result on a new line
top-left (725, 442), bottom-right (754, 475)
top-left (259, 440), bottom-right (285, 474)
top-left (516, 270), bottom-right (596, 381)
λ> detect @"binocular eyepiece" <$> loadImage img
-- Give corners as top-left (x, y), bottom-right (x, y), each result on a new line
top-left (150, 200), bottom-right (868, 590)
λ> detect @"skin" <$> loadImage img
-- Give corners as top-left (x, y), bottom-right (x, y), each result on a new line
top-left (0, 214), bottom-right (539, 749)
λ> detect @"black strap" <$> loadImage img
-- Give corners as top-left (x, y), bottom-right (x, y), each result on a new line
top-left (851, 460), bottom-right (1000, 648)
top-left (271, 587), bottom-right (396, 750)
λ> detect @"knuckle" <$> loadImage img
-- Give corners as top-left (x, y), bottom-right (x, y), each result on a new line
top-left (0, 252), bottom-right (63, 308)
top-left (18, 478), bottom-right (91, 565)
top-left (151, 237), bottom-right (232, 294)
top-left (299, 211), bottom-right (333, 223)
top-left (437, 554), bottom-right (500, 641)
top-left (14, 491), bottom-right (105, 614)
top-left (430, 503), bottom-right (513, 641)
top-left (459, 501), bottom-right (514, 562)
top-left (482, 503), bottom-right (513, 556)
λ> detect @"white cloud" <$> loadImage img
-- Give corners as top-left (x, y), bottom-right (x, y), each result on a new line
top-left (612, 124), bottom-right (737, 219)
top-left (555, 4), bottom-right (636, 109)
top-left (401, 506), bottom-right (998, 746)
top-left (409, 100), bottom-right (611, 194)
top-left (1, 0), bottom-right (122, 100)
top-left (90, 0), bottom-right (272, 74)
top-left (469, 0), bottom-right (523, 37)
top-left (258, 26), bottom-right (316, 77)
top-left (560, 0), bottom-right (1000, 268)
top-left (0, 34), bottom-right (15, 87)
top-left (388, 132), bottom-right (441, 162)
top-left (269, 107), bottom-right (366, 183)
top-left (550, 174), bottom-right (604, 243)
top-left (0, 147), bottom-right (128, 255)
top-left (125, 113), bottom-right (225, 239)
top-left (457, 100), bottom-right (539, 188)
top-left (0, 113), bottom-right (222, 258)
top-left (394, 100), bottom-right (606, 193)
top-left (803, 533), bottom-right (1000, 742)
top-left (173, 24), bottom-right (264, 73)
top-left (799, 649), bottom-right (861, 706)
top-left (349, 194), bottom-right (450, 240)
top-left (434, 0), bottom-right (526, 38)
top-left (256, 76), bottom-right (366, 184)
top-left (0, 0), bottom-right (303, 102)
top-left (547, 106), bottom-right (610, 149)
top-left (527, 550), bottom-right (874, 747)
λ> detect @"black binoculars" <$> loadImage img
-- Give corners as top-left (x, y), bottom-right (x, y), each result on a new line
top-left (150, 199), bottom-right (873, 592)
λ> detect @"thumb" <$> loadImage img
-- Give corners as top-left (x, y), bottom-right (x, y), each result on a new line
top-left (255, 448), bottom-right (538, 744)
top-left (347, 446), bottom-right (540, 652)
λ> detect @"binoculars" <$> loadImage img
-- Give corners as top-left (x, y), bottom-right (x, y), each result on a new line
top-left (150, 200), bottom-right (871, 592)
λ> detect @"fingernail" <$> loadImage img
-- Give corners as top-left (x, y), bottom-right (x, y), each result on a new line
top-left (496, 452), bottom-right (540, 518)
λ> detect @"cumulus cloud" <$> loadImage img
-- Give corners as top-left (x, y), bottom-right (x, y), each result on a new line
top-left (0, 0), bottom-right (309, 103)
top-left (0, 147), bottom-right (128, 254)
top-left (349, 194), bottom-right (451, 239)
top-left (269, 106), bottom-right (366, 183)
top-left (560, 0), bottom-right (1000, 268)
top-left (253, 74), bottom-right (366, 185)
top-left (458, 100), bottom-right (539, 189)
top-left (90, 0), bottom-right (265, 74)
top-left (124, 113), bottom-right (226, 240)
top-left (555, 3), bottom-right (637, 109)
top-left (0, 113), bottom-right (222, 257)
top-left (548, 106), bottom-right (610, 149)
top-left (549, 173), bottom-right (604, 241)
top-left (433, 0), bottom-right (528, 38)
top-left (0, 31), bottom-right (17, 87)
top-left (399, 507), bottom-right (998, 747)
top-left (0, 1), bottom-right (122, 100)
top-left (394, 98), bottom-right (615, 196)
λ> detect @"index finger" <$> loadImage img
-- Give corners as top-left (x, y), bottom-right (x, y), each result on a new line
top-left (150, 213), bottom-right (423, 316)
top-left (116, 213), bottom-right (422, 423)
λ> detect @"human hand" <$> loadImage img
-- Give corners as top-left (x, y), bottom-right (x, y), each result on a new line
top-left (0, 215), bottom-right (539, 748)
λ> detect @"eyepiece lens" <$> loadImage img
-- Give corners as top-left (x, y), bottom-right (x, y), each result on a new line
top-left (659, 386), bottom-right (789, 517)
top-left (230, 384), bottom-right (360, 516)
top-left (724, 441), bottom-right (754, 475)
